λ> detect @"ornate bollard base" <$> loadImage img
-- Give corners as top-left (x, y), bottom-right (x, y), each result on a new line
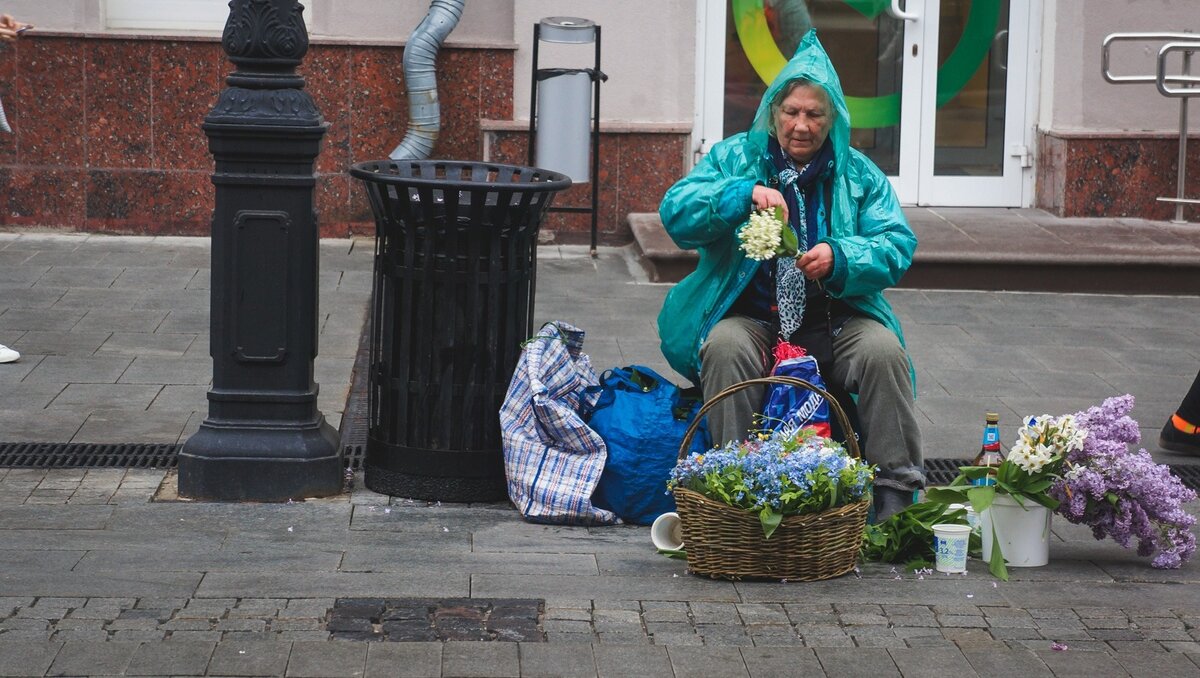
top-left (179, 419), bottom-right (341, 501)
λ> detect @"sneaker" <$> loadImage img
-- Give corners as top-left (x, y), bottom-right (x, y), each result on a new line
top-left (1159, 417), bottom-right (1200, 455)
top-left (0, 344), bottom-right (18, 364)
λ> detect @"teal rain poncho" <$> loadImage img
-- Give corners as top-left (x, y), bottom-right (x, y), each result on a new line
top-left (657, 30), bottom-right (916, 385)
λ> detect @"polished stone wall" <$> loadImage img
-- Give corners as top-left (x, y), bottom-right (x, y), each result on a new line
top-left (10, 35), bottom-right (1194, 241)
top-left (1037, 131), bottom-right (1200, 222)
top-left (0, 34), bottom-right (687, 244)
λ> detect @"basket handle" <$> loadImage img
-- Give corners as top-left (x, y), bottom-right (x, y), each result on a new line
top-left (678, 376), bottom-right (861, 460)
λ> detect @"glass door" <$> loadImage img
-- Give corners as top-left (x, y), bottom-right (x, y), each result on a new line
top-left (697, 0), bottom-right (1032, 207)
top-left (916, 0), bottom-right (1031, 206)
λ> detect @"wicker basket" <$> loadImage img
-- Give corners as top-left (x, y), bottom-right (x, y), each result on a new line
top-left (674, 376), bottom-right (870, 581)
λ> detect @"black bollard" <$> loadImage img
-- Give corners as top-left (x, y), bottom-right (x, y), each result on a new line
top-left (179, 0), bottom-right (342, 501)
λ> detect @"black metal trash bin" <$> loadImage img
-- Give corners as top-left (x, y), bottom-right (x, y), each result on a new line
top-left (349, 160), bottom-right (571, 502)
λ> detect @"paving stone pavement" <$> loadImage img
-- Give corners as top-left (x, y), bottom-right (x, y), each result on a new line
top-left (0, 233), bottom-right (1197, 676)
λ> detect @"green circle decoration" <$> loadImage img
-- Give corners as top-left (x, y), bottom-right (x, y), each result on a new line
top-left (730, 0), bottom-right (1001, 129)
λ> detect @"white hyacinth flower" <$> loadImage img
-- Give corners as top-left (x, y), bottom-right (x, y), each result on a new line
top-left (738, 209), bottom-right (785, 261)
top-left (1008, 440), bottom-right (1049, 474)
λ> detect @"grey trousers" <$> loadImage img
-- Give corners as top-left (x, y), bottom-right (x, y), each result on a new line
top-left (698, 315), bottom-right (924, 491)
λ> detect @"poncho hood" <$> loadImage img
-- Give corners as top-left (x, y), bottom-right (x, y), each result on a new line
top-left (745, 29), bottom-right (851, 175)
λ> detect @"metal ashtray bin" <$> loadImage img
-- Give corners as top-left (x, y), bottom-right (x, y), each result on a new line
top-left (349, 160), bottom-right (571, 501)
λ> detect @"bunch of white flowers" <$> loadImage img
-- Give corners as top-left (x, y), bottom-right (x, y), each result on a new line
top-left (1007, 414), bottom-right (1085, 474)
top-left (1008, 440), bottom-right (1056, 473)
top-left (738, 209), bottom-right (785, 261)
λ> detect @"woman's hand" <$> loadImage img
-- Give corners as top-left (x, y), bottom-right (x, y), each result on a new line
top-left (0, 15), bottom-right (25, 42)
top-left (796, 242), bottom-right (834, 280)
top-left (751, 184), bottom-right (788, 223)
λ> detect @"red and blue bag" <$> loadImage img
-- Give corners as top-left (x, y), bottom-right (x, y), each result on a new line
top-left (760, 341), bottom-right (832, 437)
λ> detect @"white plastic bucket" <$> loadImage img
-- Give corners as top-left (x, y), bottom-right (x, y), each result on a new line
top-left (980, 494), bottom-right (1051, 567)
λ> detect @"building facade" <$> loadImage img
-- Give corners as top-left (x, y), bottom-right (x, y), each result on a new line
top-left (0, 0), bottom-right (1196, 242)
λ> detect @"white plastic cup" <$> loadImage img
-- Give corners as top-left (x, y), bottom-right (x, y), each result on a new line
top-left (947, 502), bottom-right (980, 532)
top-left (932, 523), bottom-right (971, 573)
top-left (650, 512), bottom-right (683, 551)
top-left (965, 506), bottom-right (979, 532)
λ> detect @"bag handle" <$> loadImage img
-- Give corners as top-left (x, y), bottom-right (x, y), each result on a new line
top-left (599, 365), bottom-right (659, 393)
top-left (580, 366), bottom-right (662, 420)
top-left (677, 376), bottom-right (861, 460)
top-left (671, 385), bottom-right (703, 422)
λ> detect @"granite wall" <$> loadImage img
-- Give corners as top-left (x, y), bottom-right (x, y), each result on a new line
top-left (1037, 130), bottom-right (1200, 222)
top-left (0, 34), bottom-right (685, 244)
top-left (8, 35), bottom-right (1193, 240)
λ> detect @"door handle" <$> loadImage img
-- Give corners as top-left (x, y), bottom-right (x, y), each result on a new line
top-left (992, 29), bottom-right (1009, 72)
top-left (887, 0), bottom-right (920, 21)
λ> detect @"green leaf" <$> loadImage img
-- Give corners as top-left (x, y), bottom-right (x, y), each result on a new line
top-left (1023, 478), bottom-right (1053, 494)
top-left (760, 509), bottom-right (783, 540)
top-left (997, 462), bottom-right (1017, 485)
top-left (902, 556), bottom-right (935, 572)
top-left (948, 473), bottom-right (974, 486)
top-left (925, 487), bottom-right (969, 504)
top-left (966, 486), bottom-right (997, 512)
top-left (656, 548), bottom-right (688, 560)
top-left (1028, 493), bottom-right (1060, 511)
top-left (987, 521), bottom-right (1009, 581)
top-left (958, 466), bottom-right (992, 481)
top-left (779, 220), bottom-right (799, 257)
top-left (858, 501), bottom-right (949, 564)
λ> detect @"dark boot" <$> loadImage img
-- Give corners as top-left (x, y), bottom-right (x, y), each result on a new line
top-left (1159, 418), bottom-right (1200, 455)
top-left (872, 486), bottom-right (913, 524)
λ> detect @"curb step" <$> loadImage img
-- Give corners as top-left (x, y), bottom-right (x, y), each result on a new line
top-left (629, 210), bottom-right (1200, 294)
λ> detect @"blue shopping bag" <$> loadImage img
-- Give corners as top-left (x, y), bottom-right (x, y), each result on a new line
top-left (585, 366), bottom-right (710, 525)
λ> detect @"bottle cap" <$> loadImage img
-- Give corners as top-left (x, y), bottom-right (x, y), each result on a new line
top-left (985, 412), bottom-right (999, 423)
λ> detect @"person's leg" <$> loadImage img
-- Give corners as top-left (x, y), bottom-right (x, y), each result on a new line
top-left (1160, 369), bottom-right (1200, 454)
top-left (699, 316), bottom-right (774, 447)
top-left (827, 316), bottom-right (923, 520)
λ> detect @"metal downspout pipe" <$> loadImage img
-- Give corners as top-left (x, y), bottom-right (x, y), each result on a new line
top-left (390, 0), bottom-right (464, 160)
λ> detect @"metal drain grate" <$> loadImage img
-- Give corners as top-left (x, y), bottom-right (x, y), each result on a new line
top-left (1170, 464), bottom-right (1200, 490)
top-left (0, 442), bottom-right (180, 469)
top-left (343, 445), bottom-right (366, 472)
top-left (924, 458), bottom-right (1200, 491)
top-left (0, 441), bottom-right (367, 471)
top-left (923, 458), bottom-right (968, 486)
top-left (337, 292), bottom-right (372, 476)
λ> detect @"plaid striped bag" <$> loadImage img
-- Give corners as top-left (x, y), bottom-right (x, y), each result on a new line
top-left (500, 321), bottom-right (618, 525)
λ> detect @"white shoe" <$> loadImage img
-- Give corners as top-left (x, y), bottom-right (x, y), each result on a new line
top-left (0, 344), bottom-right (19, 363)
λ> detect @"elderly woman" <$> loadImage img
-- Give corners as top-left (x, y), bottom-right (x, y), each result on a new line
top-left (657, 30), bottom-right (922, 520)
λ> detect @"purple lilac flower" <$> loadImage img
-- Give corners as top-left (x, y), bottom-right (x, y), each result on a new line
top-left (1049, 395), bottom-right (1197, 569)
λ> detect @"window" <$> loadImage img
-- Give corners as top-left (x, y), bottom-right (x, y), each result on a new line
top-left (105, 0), bottom-right (317, 32)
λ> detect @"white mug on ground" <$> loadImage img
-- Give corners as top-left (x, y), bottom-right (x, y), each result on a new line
top-left (932, 523), bottom-right (971, 573)
top-left (650, 511), bottom-right (683, 551)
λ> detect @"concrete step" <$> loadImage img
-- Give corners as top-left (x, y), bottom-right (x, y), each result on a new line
top-left (629, 208), bottom-right (1200, 294)
top-left (628, 212), bottom-right (698, 283)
